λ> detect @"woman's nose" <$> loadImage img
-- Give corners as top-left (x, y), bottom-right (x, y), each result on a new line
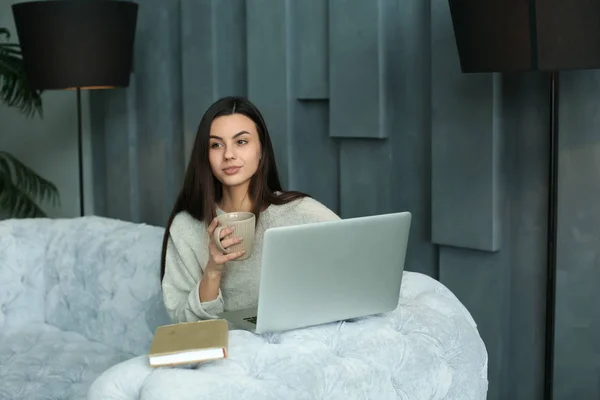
top-left (224, 146), bottom-right (235, 159)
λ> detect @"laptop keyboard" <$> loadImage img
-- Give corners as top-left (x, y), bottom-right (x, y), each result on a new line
top-left (243, 316), bottom-right (258, 325)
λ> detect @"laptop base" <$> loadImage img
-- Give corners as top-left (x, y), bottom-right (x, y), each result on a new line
top-left (218, 307), bottom-right (258, 333)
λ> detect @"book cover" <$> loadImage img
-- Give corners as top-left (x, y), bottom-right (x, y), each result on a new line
top-left (148, 319), bottom-right (229, 368)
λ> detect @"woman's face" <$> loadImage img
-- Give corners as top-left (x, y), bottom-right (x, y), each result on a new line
top-left (208, 113), bottom-right (262, 189)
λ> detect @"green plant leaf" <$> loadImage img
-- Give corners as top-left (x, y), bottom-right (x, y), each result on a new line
top-left (0, 151), bottom-right (60, 218)
top-left (0, 27), bottom-right (57, 219)
top-left (0, 27), bottom-right (43, 118)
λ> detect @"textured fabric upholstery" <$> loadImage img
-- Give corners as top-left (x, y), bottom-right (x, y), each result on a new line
top-left (0, 323), bottom-right (129, 400)
top-left (0, 216), bottom-right (488, 400)
top-left (0, 216), bottom-right (170, 400)
top-left (89, 273), bottom-right (489, 400)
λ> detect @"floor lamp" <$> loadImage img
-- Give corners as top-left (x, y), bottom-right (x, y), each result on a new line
top-left (11, 0), bottom-right (138, 216)
top-left (447, 1), bottom-right (600, 399)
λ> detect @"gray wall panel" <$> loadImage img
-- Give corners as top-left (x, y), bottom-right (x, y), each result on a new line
top-left (180, 0), bottom-right (246, 163)
top-left (126, 83), bottom-right (140, 223)
top-left (554, 70), bottom-right (600, 400)
top-left (246, 0), bottom-right (292, 187)
top-left (292, 0), bottom-right (328, 100)
top-left (503, 72), bottom-right (548, 400)
top-left (339, 140), bottom-right (392, 218)
top-left (431, 0), bottom-right (502, 253)
top-left (291, 101), bottom-right (339, 213)
top-left (105, 87), bottom-right (138, 222)
top-left (180, 0), bottom-right (219, 161)
top-left (134, 0), bottom-right (184, 225)
top-left (392, 0), bottom-right (436, 277)
top-left (329, 0), bottom-right (387, 139)
top-left (212, 0), bottom-right (247, 97)
top-left (89, 92), bottom-right (108, 218)
top-left (91, 84), bottom-right (138, 222)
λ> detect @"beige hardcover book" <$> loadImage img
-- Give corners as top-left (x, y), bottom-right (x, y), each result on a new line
top-left (148, 319), bottom-right (229, 368)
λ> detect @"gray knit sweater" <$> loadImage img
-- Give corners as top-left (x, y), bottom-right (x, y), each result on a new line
top-left (161, 196), bottom-right (340, 323)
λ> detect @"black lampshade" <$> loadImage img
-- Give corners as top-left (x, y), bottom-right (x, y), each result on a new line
top-left (11, 0), bottom-right (138, 90)
top-left (448, 0), bottom-right (600, 73)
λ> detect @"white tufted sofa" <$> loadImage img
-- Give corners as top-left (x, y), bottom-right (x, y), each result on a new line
top-left (0, 216), bottom-right (488, 400)
top-left (0, 216), bottom-right (171, 400)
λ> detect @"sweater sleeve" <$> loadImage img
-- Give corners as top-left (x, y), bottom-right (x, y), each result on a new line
top-left (161, 213), bottom-right (224, 323)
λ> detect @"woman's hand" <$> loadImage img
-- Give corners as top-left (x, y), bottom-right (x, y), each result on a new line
top-left (205, 217), bottom-right (246, 274)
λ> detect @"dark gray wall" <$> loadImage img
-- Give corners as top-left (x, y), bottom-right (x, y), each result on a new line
top-left (554, 70), bottom-right (600, 399)
top-left (89, 1), bottom-right (600, 399)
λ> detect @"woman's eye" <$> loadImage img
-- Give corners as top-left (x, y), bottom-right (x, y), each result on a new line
top-left (210, 142), bottom-right (222, 148)
top-left (237, 139), bottom-right (248, 145)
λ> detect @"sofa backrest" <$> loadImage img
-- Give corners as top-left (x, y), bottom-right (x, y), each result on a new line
top-left (41, 216), bottom-right (173, 355)
top-left (0, 218), bottom-right (52, 329)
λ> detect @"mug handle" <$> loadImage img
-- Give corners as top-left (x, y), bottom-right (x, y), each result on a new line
top-left (213, 225), bottom-right (230, 254)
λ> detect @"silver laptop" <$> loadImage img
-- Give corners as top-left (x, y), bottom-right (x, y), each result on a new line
top-left (218, 211), bottom-right (412, 334)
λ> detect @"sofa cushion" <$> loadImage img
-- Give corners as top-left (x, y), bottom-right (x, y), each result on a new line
top-left (0, 323), bottom-right (132, 400)
top-left (0, 220), bottom-right (51, 328)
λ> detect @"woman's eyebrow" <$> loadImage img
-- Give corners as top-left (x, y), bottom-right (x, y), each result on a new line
top-left (209, 131), bottom-right (250, 140)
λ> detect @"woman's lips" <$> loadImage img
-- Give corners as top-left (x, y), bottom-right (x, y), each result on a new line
top-left (223, 166), bottom-right (241, 175)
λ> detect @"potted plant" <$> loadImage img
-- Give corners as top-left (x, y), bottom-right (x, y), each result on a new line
top-left (0, 27), bottom-right (60, 218)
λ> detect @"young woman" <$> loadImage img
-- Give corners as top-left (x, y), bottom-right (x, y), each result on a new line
top-left (160, 96), bottom-right (340, 323)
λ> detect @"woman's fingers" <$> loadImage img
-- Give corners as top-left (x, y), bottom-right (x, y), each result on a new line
top-left (222, 250), bottom-right (246, 262)
top-left (215, 226), bottom-right (236, 249)
top-left (209, 234), bottom-right (241, 252)
top-left (207, 222), bottom-right (245, 264)
top-left (207, 217), bottom-right (218, 235)
top-left (212, 250), bottom-right (244, 264)
top-left (219, 226), bottom-right (234, 239)
top-left (220, 236), bottom-right (242, 249)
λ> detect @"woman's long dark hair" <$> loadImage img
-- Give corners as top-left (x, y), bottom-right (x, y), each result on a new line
top-left (160, 96), bottom-right (308, 280)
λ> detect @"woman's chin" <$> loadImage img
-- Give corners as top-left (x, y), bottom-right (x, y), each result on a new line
top-left (219, 175), bottom-right (251, 188)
